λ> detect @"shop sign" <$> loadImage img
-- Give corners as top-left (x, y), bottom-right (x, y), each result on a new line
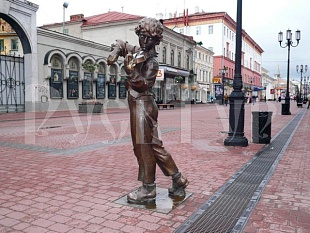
top-left (156, 68), bottom-right (164, 81)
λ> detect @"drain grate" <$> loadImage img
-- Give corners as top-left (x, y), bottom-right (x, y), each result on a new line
top-left (175, 109), bottom-right (306, 233)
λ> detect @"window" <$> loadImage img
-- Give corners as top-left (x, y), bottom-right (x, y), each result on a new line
top-left (119, 70), bottom-right (127, 99)
top-left (50, 55), bottom-right (63, 99)
top-left (82, 73), bottom-right (93, 99)
top-left (196, 26), bottom-right (201, 35)
top-left (1, 25), bottom-right (4, 31)
top-left (224, 26), bottom-right (226, 36)
top-left (208, 25), bottom-right (213, 34)
top-left (186, 55), bottom-right (190, 70)
top-left (108, 66), bottom-right (117, 99)
top-left (178, 52), bottom-right (181, 67)
top-left (96, 63), bottom-right (106, 99)
top-left (162, 47), bottom-right (166, 63)
top-left (0, 39), bottom-right (4, 52)
top-left (170, 49), bottom-right (174, 66)
top-left (11, 38), bottom-right (18, 51)
top-left (67, 58), bottom-right (79, 99)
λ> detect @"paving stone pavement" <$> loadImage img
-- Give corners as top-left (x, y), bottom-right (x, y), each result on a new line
top-left (0, 101), bottom-right (309, 233)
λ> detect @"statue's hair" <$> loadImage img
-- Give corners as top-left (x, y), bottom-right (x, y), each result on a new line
top-left (135, 17), bottom-right (163, 42)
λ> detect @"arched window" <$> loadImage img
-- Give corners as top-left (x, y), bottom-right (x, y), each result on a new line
top-left (108, 65), bottom-right (117, 99)
top-left (96, 63), bottom-right (106, 99)
top-left (82, 60), bottom-right (95, 99)
top-left (67, 57), bottom-right (79, 99)
top-left (50, 55), bottom-right (63, 98)
top-left (170, 49), bottom-right (174, 66)
top-left (178, 52), bottom-right (181, 67)
top-left (186, 55), bottom-right (190, 70)
top-left (119, 67), bottom-right (127, 99)
top-left (162, 47), bottom-right (166, 64)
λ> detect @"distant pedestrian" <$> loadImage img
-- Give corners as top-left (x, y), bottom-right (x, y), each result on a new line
top-left (278, 96), bottom-right (281, 102)
top-left (224, 93), bottom-right (229, 106)
top-left (252, 95), bottom-right (256, 105)
top-left (307, 93), bottom-right (310, 109)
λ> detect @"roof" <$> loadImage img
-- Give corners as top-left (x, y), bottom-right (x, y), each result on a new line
top-left (82, 11), bottom-right (144, 27)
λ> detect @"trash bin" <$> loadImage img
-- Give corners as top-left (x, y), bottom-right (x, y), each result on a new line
top-left (252, 111), bottom-right (272, 144)
top-left (281, 103), bottom-right (289, 115)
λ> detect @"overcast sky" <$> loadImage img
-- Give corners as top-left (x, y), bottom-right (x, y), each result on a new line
top-left (31, 0), bottom-right (310, 81)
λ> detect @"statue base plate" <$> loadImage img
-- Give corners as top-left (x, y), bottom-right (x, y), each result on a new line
top-left (114, 187), bottom-right (192, 214)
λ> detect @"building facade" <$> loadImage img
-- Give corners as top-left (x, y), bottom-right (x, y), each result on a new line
top-left (162, 10), bottom-right (264, 103)
top-left (42, 11), bottom-right (197, 106)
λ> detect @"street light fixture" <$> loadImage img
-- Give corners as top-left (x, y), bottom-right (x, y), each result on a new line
top-left (224, 0), bottom-right (248, 147)
top-left (63, 2), bottom-right (69, 34)
top-left (219, 66), bottom-right (228, 105)
top-left (296, 65), bottom-right (307, 105)
top-left (278, 28), bottom-right (301, 115)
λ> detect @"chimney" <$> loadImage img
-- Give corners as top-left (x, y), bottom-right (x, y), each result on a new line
top-left (70, 14), bottom-right (84, 21)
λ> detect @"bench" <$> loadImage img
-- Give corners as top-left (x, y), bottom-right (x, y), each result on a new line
top-left (157, 104), bottom-right (174, 110)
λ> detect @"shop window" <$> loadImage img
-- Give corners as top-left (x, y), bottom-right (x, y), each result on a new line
top-left (50, 55), bottom-right (63, 98)
top-left (96, 63), bottom-right (106, 99)
top-left (67, 58), bottom-right (79, 99)
top-left (108, 66), bottom-right (117, 99)
top-left (119, 68), bottom-right (127, 99)
top-left (119, 76), bottom-right (127, 99)
top-left (108, 76), bottom-right (116, 98)
top-left (82, 72), bottom-right (93, 99)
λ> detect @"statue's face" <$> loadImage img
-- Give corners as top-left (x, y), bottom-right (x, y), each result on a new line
top-left (138, 32), bottom-right (157, 51)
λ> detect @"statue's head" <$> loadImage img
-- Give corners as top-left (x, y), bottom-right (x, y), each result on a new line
top-left (135, 17), bottom-right (163, 45)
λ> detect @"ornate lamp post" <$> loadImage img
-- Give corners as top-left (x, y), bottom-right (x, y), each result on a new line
top-left (296, 65), bottom-right (307, 105)
top-left (219, 66), bottom-right (228, 105)
top-left (278, 29), bottom-right (301, 115)
top-left (305, 76), bottom-right (309, 98)
top-left (224, 0), bottom-right (248, 147)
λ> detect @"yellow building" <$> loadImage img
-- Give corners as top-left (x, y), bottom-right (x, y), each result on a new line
top-left (0, 18), bottom-right (23, 56)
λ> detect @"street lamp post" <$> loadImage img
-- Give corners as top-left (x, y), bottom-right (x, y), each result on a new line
top-left (305, 76), bottom-right (309, 98)
top-left (278, 29), bottom-right (301, 115)
top-left (63, 2), bottom-right (69, 34)
top-left (219, 67), bottom-right (228, 105)
top-left (296, 65), bottom-right (307, 105)
top-left (224, 0), bottom-right (248, 147)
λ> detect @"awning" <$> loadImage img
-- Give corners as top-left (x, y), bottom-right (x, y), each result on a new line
top-left (159, 65), bottom-right (190, 77)
top-left (253, 86), bottom-right (265, 91)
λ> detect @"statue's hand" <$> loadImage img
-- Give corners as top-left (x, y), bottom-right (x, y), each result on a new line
top-left (124, 53), bottom-right (135, 74)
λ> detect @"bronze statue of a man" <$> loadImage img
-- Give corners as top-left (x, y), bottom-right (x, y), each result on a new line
top-left (108, 17), bottom-right (188, 205)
